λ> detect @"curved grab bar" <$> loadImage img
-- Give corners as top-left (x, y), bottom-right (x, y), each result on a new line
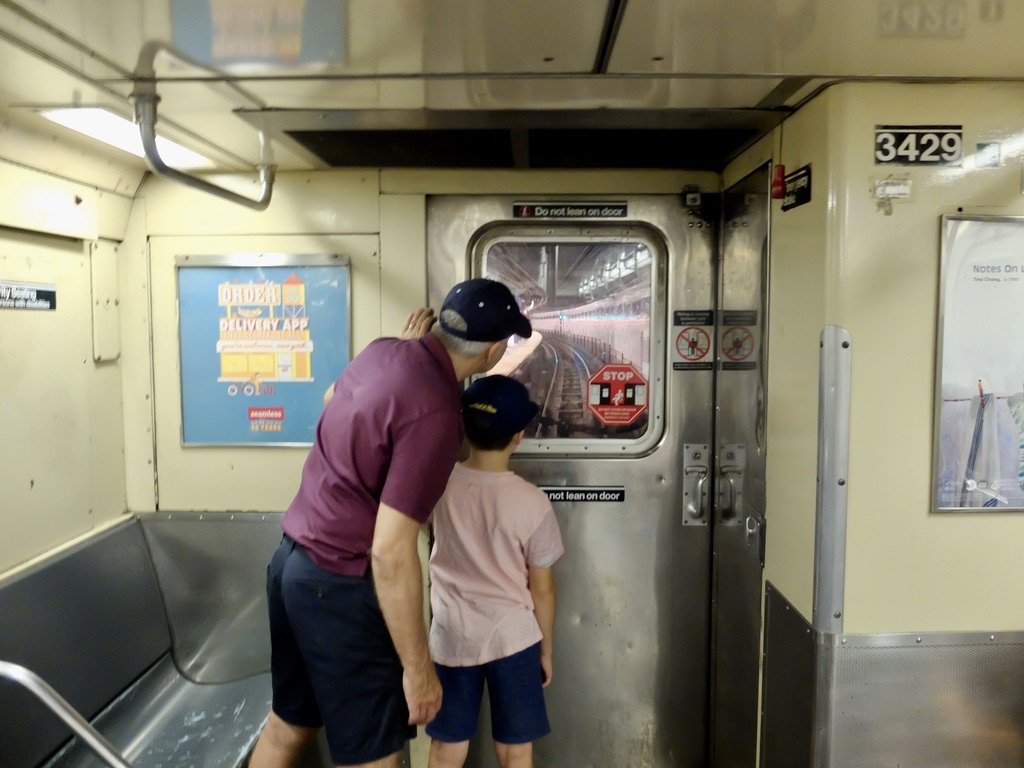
top-left (131, 40), bottom-right (276, 211)
top-left (0, 660), bottom-right (133, 768)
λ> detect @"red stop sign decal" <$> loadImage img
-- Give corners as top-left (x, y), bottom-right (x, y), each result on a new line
top-left (588, 364), bottom-right (648, 426)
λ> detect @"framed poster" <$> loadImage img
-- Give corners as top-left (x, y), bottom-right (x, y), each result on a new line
top-left (934, 216), bottom-right (1024, 512)
top-left (177, 253), bottom-right (350, 446)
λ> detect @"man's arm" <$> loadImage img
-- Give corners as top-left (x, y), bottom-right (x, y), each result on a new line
top-left (528, 565), bottom-right (557, 687)
top-left (371, 502), bottom-right (442, 724)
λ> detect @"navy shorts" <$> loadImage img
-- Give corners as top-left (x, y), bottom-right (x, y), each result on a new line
top-left (426, 642), bottom-right (551, 745)
top-left (266, 536), bottom-right (414, 764)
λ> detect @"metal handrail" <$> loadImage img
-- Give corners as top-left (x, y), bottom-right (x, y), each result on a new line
top-left (0, 660), bottom-right (132, 768)
top-left (130, 40), bottom-right (276, 211)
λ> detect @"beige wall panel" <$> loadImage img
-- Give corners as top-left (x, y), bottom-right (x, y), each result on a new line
top-left (90, 240), bottom-right (120, 362)
top-left (0, 160), bottom-right (100, 240)
top-left (757, 82), bottom-right (1024, 631)
top-left (141, 170), bottom-right (379, 236)
top-left (0, 117), bottom-right (144, 198)
top-left (757, 96), bottom-right (835, 618)
top-left (381, 169), bottom-right (719, 194)
top-left (827, 82), bottom-right (1024, 632)
top-left (119, 199), bottom-right (158, 513)
top-left (722, 135), bottom-right (773, 190)
top-left (149, 234), bottom-right (380, 512)
top-left (0, 135), bottom-right (134, 242)
top-left (380, 195), bottom-right (428, 332)
top-left (0, 230), bottom-right (126, 577)
top-left (96, 191), bottom-right (134, 242)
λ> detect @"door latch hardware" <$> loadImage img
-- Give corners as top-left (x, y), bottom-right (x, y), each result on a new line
top-left (683, 443), bottom-right (709, 522)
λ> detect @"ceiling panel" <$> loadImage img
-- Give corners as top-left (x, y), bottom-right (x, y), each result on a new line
top-left (5, 0), bottom-right (1024, 179)
top-left (611, 0), bottom-right (1024, 79)
top-left (419, 0), bottom-right (606, 74)
top-left (4, 1), bottom-right (607, 77)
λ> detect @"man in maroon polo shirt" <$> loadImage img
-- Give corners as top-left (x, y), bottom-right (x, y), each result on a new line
top-left (250, 278), bottom-right (532, 768)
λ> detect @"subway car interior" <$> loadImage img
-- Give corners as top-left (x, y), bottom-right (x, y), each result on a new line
top-left (1, 1), bottom-right (1024, 766)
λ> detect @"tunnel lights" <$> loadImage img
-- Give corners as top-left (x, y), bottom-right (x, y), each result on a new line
top-left (37, 107), bottom-right (215, 169)
top-left (577, 245), bottom-right (652, 298)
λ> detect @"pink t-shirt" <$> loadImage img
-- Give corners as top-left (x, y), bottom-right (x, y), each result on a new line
top-left (429, 463), bottom-right (564, 666)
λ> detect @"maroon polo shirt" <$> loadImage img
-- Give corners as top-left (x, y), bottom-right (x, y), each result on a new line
top-left (282, 333), bottom-right (464, 576)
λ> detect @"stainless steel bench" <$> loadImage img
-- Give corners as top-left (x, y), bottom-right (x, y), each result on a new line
top-left (0, 513), bottom-right (316, 768)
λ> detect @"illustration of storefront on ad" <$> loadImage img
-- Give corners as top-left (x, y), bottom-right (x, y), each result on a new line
top-left (177, 253), bottom-right (350, 446)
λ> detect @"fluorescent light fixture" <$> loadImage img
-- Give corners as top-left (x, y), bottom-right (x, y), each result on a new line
top-left (38, 107), bottom-right (215, 169)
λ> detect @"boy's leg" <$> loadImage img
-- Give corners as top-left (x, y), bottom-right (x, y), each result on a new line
top-left (484, 643), bottom-right (550, 767)
top-left (428, 738), bottom-right (470, 768)
top-left (493, 741), bottom-right (533, 768)
top-left (425, 663), bottom-right (485, 768)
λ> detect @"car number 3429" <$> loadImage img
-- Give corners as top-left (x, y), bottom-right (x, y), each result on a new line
top-left (874, 125), bottom-right (963, 165)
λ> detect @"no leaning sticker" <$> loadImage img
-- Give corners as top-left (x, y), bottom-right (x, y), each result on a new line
top-left (672, 310), bottom-right (713, 371)
top-left (540, 486), bottom-right (626, 503)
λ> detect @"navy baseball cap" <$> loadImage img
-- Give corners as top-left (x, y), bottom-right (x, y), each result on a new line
top-left (440, 278), bottom-right (532, 342)
top-left (462, 375), bottom-right (540, 439)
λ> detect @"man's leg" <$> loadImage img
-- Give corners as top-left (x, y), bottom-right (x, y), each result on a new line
top-left (249, 711), bottom-right (318, 768)
top-left (493, 741), bottom-right (532, 768)
top-left (427, 738), bottom-right (470, 768)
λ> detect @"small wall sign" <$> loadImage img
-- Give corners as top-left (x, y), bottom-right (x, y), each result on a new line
top-left (0, 279), bottom-right (56, 310)
top-left (781, 165), bottom-right (812, 211)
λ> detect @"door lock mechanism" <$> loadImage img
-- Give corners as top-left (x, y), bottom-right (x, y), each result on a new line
top-left (718, 443), bottom-right (746, 521)
top-left (683, 443), bottom-right (709, 522)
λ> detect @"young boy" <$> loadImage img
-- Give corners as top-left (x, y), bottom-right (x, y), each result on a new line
top-left (427, 375), bottom-right (564, 768)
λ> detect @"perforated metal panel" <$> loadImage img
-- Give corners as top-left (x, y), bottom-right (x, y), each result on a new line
top-left (761, 583), bottom-right (1024, 768)
top-left (827, 633), bottom-right (1024, 766)
top-left (760, 583), bottom-right (815, 768)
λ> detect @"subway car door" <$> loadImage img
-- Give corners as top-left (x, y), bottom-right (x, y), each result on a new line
top-left (710, 166), bottom-right (770, 768)
top-left (427, 194), bottom-right (723, 768)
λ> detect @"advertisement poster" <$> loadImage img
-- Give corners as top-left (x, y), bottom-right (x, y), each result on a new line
top-left (935, 216), bottom-right (1024, 511)
top-left (170, 0), bottom-right (346, 69)
top-left (177, 254), bottom-right (349, 446)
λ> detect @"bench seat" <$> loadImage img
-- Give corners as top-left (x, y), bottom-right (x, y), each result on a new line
top-left (0, 514), bottom-right (314, 768)
top-left (44, 654), bottom-right (270, 768)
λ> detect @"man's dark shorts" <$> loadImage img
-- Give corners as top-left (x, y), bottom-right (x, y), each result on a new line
top-left (266, 535), bottom-right (414, 764)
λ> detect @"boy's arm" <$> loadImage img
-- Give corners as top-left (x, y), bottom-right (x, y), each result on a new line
top-left (528, 565), bottom-right (557, 687)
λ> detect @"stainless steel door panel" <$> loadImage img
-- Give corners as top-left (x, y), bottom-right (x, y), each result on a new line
top-left (711, 167), bottom-right (770, 768)
top-left (428, 195), bottom-right (715, 768)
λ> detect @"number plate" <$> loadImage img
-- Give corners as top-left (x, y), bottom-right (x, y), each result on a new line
top-left (877, 0), bottom-right (966, 38)
top-left (874, 125), bottom-right (963, 166)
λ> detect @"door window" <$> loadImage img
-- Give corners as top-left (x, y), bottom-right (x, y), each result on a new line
top-left (475, 228), bottom-right (662, 454)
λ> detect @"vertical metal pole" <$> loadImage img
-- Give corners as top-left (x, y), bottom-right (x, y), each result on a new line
top-left (813, 325), bottom-right (852, 634)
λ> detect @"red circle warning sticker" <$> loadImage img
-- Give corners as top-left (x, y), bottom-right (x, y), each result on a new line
top-left (721, 326), bottom-right (755, 361)
top-left (588, 363), bottom-right (648, 426)
top-left (675, 327), bottom-right (711, 361)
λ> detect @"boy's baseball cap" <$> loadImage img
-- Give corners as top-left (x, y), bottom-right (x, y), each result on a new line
top-left (439, 278), bottom-right (532, 342)
top-left (462, 375), bottom-right (540, 439)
